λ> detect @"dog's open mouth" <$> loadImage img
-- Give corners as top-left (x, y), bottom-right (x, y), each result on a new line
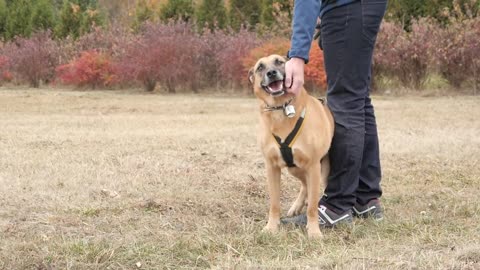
top-left (264, 80), bottom-right (285, 96)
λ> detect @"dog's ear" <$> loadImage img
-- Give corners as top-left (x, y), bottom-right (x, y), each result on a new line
top-left (248, 68), bottom-right (254, 85)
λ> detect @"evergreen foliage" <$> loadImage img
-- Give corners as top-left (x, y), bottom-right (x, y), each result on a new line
top-left (229, 0), bottom-right (261, 30)
top-left (4, 0), bottom-right (34, 39)
top-left (160, 0), bottom-right (194, 23)
top-left (31, 0), bottom-right (56, 32)
top-left (197, 0), bottom-right (227, 30)
top-left (133, 0), bottom-right (156, 30)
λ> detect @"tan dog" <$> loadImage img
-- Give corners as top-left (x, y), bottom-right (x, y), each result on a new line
top-left (249, 55), bottom-right (334, 238)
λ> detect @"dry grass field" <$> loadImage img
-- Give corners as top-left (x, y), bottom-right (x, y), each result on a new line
top-left (0, 88), bottom-right (479, 269)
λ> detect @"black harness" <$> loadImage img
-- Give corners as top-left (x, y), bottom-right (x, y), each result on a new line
top-left (272, 108), bottom-right (307, 167)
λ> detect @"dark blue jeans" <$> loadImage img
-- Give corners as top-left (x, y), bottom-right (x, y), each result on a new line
top-left (319, 0), bottom-right (387, 214)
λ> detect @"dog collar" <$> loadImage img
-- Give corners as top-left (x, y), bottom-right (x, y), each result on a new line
top-left (264, 97), bottom-right (295, 112)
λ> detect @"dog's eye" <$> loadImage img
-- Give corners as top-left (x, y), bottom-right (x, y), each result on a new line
top-left (275, 59), bottom-right (285, 66)
top-left (256, 64), bottom-right (265, 72)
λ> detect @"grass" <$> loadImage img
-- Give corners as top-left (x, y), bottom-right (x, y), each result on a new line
top-left (0, 88), bottom-right (479, 269)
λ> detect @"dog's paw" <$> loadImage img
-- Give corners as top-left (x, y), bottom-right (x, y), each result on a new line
top-left (306, 224), bottom-right (323, 239)
top-left (262, 224), bottom-right (279, 234)
top-left (307, 228), bottom-right (323, 239)
top-left (287, 203), bottom-right (304, 217)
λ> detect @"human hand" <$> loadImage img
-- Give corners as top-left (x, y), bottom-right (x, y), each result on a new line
top-left (284, 57), bottom-right (305, 95)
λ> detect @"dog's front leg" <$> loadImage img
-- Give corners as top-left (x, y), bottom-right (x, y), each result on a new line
top-left (287, 168), bottom-right (307, 217)
top-left (306, 162), bottom-right (323, 239)
top-left (263, 161), bottom-right (281, 233)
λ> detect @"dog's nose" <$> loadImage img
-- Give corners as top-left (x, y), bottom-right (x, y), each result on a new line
top-left (266, 70), bottom-right (277, 78)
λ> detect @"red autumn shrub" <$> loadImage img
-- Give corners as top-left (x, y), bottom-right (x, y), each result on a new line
top-left (56, 50), bottom-right (116, 89)
top-left (116, 21), bottom-right (207, 92)
top-left (435, 16), bottom-right (480, 92)
top-left (0, 55), bottom-right (12, 83)
top-left (304, 42), bottom-right (327, 91)
top-left (243, 38), bottom-right (327, 91)
top-left (211, 28), bottom-right (261, 88)
top-left (75, 26), bottom-right (135, 58)
top-left (374, 19), bottom-right (439, 90)
top-left (373, 21), bottom-right (404, 86)
top-left (242, 38), bottom-right (290, 69)
top-left (3, 31), bottom-right (59, 88)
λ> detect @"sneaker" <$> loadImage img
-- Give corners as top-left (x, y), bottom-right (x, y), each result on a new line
top-left (318, 205), bottom-right (353, 228)
top-left (353, 199), bottom-right (384, 221)
top-left (280, 205), bottom-right (353, 228)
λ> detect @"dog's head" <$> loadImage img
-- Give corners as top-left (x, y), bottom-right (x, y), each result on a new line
top-left (248, 54), bottom-right (289, 101)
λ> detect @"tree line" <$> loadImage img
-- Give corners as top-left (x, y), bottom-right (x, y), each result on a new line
top-left (0, 0), bottom-right (104, 40)
top-left (0, 0), bottom-right (293, 41)
top-left (1, 0), bottom-right (478, 41)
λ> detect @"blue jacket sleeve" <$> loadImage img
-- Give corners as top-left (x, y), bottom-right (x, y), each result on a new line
top-left (288, 0), bottom-right (321, 63)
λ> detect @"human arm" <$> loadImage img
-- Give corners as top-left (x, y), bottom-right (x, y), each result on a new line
top-left (285, 0), bottom-right (321, 95)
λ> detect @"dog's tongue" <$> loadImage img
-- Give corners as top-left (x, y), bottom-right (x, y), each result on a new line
top-left (268, 80), bottom-right (283, 92)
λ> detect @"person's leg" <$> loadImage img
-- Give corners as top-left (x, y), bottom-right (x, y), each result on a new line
top-left (356, 0), bottom-right (387, 206)
top-left (356, 94), bottom-right (382, 206)
top-left (320, 0), bottom-right (386, 214)
top-left (281, 0), bottom-right (387, 227)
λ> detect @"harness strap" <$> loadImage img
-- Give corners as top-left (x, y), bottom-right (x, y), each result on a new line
top-left (272, 108), bottom-right (306, 167)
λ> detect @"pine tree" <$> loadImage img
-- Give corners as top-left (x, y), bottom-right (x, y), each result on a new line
top-left (0, 0), bottom-right (6, 38)
top-left (56, 0), bottom-right (105, 38)
top-left (160, 0), bottom-right (194, 23)
top-left (229, 0), bottom-right (261, 31)
top-left (260, 0), bottom-right (274, 27)
top-left (260, 0), bottom-right (292, 28)
top-left (197, 0), bottom-right (227, 30)
top-left (132, 0), bottom-right (155, 30)
top-left (76, 0), bottom-right (98, 10)
top-left (31, 0), bottom-right (56, 32)
top-left (55, 0), bottom-right (83, 38)
top-left (4, 0), bottom-right (34, 39)
top-left (79, 5), bottom-right (105, 33)
top-left (386, 0), bottom-right (480, 28)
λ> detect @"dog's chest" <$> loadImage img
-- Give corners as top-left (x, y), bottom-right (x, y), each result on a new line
top-left (264, 140), bottom-right (307, 168)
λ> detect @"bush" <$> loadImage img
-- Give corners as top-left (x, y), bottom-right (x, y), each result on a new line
top-left (243, 38), bottom-right (327, 91)
top-left (304, 43), bottom-right (327, 92)
top-left (0, 55), bottom-right (12, 83)
top-left (435, 16), bottom-right (480, 92)
top-left (75, 26), bottom-right (134, 57)
top-left (56, 50), bottom-right (116, 89)
top-left (374, 19), bottom-right (437, 89)
top-left (243, 38), bottom-right (290, 69)
top-left (210, 29), bottom-right (260, 88)
top-left (372, 21), bottom-right (402, 90)
top-left (3, 31), bottom-right (59, 87)
top-left (54, 26), bottom-right (134, 82)
top-left (117, 21), bottom-right (206, 92)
